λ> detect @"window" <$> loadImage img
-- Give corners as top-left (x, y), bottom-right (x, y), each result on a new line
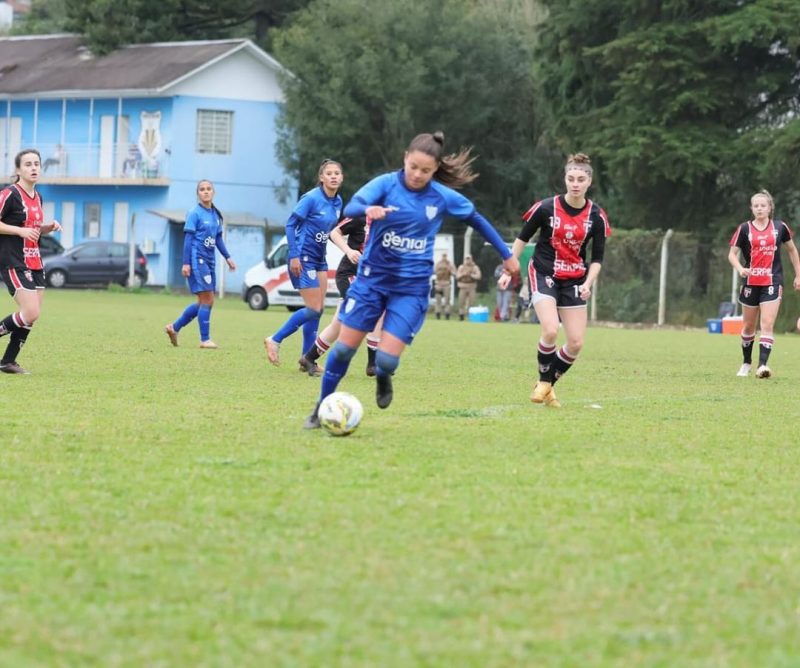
top-left (196, 110), bottom-right (233, 154)
top-left (83, 203), bottom-right (101, 238)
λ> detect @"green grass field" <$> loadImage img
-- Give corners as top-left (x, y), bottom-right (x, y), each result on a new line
top-left (2, 290), bottom-right (800, 667)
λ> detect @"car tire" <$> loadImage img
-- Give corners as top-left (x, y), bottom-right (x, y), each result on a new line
top-left (246, 286), bottom-right (268, 310)
top-left (48, 269), bottom-right (67, 288)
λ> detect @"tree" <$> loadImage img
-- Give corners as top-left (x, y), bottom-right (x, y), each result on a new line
top-left (19, 0), bottom-right (312, 53)
top-left (536, 0), bottom-right (800, 235)
top-left (272, 0), bottom-right (548, 233)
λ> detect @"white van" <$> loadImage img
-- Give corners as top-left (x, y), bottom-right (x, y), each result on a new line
top-left (242, 232), bottom-right (456, 311)
top-left (241, 235), bottom-right (344, 310)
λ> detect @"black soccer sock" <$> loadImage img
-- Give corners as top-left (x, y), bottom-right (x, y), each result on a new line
top-left (537, 339), bottom-right (557, 382)
top-left (741, 332), bottom-right (755, 364)
top-left (0, 312), bottom-right (26, 338)
top-left (305, 345), bottom-right (322, 363)
top-left (758, 336), bottom-right (773, 367)
top-left (552, 345), bottom-right (577, 385)
top-left (2, 326), bottom-right (31, 364)
top-left (367, 346), bottom-right (376, 368)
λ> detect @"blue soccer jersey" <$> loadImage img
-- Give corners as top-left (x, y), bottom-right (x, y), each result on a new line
top-left (184, 204), bottom-right (226, 264)
top-left (286, 185), bottom-right (343, 266)
top-left (344, 170), bottom-right (509, 283)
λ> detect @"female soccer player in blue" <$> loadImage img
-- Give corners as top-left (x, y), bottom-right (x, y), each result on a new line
top-left (265, 159), bottom-right (343, 366)
top-left (165, 179), bottom-right (236, 349)
top-left (303, 132), bottom-right (519, 429)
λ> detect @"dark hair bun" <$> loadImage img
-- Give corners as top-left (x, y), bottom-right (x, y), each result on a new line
top-left (432, 131), bottom-right (445, 146)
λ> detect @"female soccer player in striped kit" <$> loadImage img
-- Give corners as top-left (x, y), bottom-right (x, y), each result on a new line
top-left (303, 131), bottom-right (519, 429)
top-left (500, 153), bottom-right (611, 408)
top-left (265, 159), bottom-right (343, 366)
top-left (0, 149), bottom-right (62, 374)
top-left (165, 179), bottom-right (236, 349)
top-left (728, 190), bottom-right (800, 378)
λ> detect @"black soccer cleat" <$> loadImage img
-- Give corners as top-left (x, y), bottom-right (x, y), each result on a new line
top-left (298, 355), bottom-right (322, 377)
top-left (375, 373), bottom-right (394, 409)
top-left (303, 404), bottom-right (321, 429)
top-left (0, 361), bottom-right (30, 374)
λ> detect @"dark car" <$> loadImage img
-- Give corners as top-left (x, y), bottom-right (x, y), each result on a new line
top-left (44, 240), bottom-right (148, 288)
top-left (39, 235), bottom-right (65, 258)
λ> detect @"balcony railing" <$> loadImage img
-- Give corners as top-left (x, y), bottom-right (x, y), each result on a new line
top-left (32, 142), bottom-right (170, 185)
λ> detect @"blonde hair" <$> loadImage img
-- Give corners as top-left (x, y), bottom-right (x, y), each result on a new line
top-left (565, 152), bottom-right (593, 177)
top-left (750, 189), bottom-right (774, 215)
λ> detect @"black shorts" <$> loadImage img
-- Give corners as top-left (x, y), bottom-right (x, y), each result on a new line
top-left (739, 283), bottom-right (782, 307)
top-left (335, 270), bottom-right (356, 300)
top-left (1, 267), bottom-right (45, 296)
top-left (529, 268), bottom-right (586, 308)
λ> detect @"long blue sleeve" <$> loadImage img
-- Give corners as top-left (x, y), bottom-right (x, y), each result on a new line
top-left (465, 210), bottom-right (511, 259)
top-left (182, 232), bottom-right (193, 264)
top-left (215, 231), bottom-right (230, 259)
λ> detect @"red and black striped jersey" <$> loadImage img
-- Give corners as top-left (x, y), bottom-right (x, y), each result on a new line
top-left (518, 195), bottom-right (611, 280)
top-left (0, 184), bottom-right (45, 271)
top-left (729, 219), bottom-right (792, 287)
top-left (335, 216), bottom-right (370, 277)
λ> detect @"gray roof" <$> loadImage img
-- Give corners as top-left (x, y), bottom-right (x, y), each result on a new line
top-left (0, 34), bottom-right (283, 96)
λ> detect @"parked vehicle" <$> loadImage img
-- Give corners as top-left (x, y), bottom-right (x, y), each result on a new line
top-left (39, 235), bottom-right (65, 257)
top-left (242, 235), bottom-right (344, 311)
top-left (44, 240), bottom-right (148, 288)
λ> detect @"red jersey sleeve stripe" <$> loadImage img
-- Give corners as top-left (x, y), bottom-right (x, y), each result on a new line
top-left (522, 201), bottom-right (542, 223)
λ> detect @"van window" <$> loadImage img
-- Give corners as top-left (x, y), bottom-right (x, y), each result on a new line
top-left (269, 243), bottom-right (288, 268)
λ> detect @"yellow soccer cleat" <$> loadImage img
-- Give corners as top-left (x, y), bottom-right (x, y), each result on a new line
top-left (544, 386), bottom-right (561, 408)
top-left (530, 381), bottom-right (552, 404)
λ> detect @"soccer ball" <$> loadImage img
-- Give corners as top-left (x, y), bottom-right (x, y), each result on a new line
top-left (318, 392), bottom-right (363, 436)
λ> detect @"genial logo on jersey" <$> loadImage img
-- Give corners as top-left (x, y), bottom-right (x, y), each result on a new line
top-left (203, 236), bottom-right (216, 248)
top-left (314, 231), bottom-right (330, 243)
top-left (381, 230), bottom-right (427, 252)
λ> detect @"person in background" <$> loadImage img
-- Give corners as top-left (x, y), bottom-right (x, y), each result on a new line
top-left (0, 149), bottom-right (62, 374)
top-left (494, 262), bottom-right (514, 321)
top-left (303, 131), bottom-right (519, 429)
top-left (500, 152), bottom-right (611, 407)
top-left (456, 254), bottom-right (481, 320)
top-left (433, 251), bottom-right (456, 319)
top-left (728, 189), bottom-right (800, 378)
top-left (265, 159), bottom-right (343, 367)
top-left (165, 179), bottom-right (236, 349)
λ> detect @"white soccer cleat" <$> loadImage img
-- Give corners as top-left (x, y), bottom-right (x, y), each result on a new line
top-left (736, 363), bottom-right (751, 377)
top-left (755, 365), bottom-right (772, 379)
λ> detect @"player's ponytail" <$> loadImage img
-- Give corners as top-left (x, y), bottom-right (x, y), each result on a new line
top-left (406, 131), bottom-right (478, 189)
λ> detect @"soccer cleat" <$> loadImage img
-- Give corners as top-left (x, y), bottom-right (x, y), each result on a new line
top-left (303, 405), bottom-right (321, 429)
top-left (264, 336), bottom-right (280, 366)
top-left (298, 355), bottom-right (322, 377)
top-left (530, 381), bottom-right (553, 404)
top-left (376, 373), bottom-right (394, 409)
top-left (755, 365), bottom-right (772, 379)
top-left (164, 323), bottom-right (178, 347)
top-left (544, 386), bottom-right (561, 408)
top-left (0, 361), bottom-right (30, 374)
top-left (736, 363), bottom-right (751, 377)
top-left (199, 340), bottom-right (218, 349)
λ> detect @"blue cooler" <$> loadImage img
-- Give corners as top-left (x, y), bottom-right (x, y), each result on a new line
top-left (468, 306), bottom-right (489, 323)
top-left (706, 319), bottom-right (722, 334)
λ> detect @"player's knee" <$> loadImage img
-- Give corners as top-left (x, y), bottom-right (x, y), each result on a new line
top-left (21, 307), bottom-right (40, 324)
top-left (565, 339), bottom-right (583, 356)
top-left (375, 350), bottom-right (400, 375)
top-left (331, 341), bottom-right (357, 362)
top-left (302, 307), bottom-right (323, 321)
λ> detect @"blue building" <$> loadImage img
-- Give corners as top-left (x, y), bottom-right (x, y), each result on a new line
top-left (0, 34), bottom-right (298, 291)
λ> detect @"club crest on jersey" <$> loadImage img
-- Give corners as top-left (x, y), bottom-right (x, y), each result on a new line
top-left (307, 269), bottom-right (317, 280)
top-left (345, 298), bottom-right (356, 313)
top-left (204, 275), bottom-right (212, 284)
top-left (743, 287), bottom-right (751, 298)
top-left (426, 206), bottom-right (438, 221)
top-left (545, 276), bottom-right (555, 288)
top-left (24, 270), bottom-right (32, 282)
